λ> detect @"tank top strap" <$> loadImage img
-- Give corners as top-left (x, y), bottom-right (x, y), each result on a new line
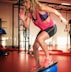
top-left (30, 7), bottom-right (38, 17)
top-left (35, 7), bottom-right (39, 15)
top-left (35, 7), bottom-right (41, 21)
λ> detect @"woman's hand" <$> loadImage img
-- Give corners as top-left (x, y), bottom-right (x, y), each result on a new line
top-left (19, 10), bottom-right (30, 30)
top-left (19, 10), bottom-right (27, 21)
top-left (60, 17), bottom-right (68, 25)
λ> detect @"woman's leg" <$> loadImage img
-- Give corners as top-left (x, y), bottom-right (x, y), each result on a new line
top-left (33, 39), bottom-right (40, 66)
top-left (36, 31), bottom-right (53, 67)
top-left (36, 31), bottom-right (50, 58)
top-left (36, 25), bottom-right (57, 59)
top-left (31, 39), bottom-right (41, 72)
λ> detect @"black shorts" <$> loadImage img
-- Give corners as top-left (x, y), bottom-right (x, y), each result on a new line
top-left (37, 24), bottom-right (57, 37)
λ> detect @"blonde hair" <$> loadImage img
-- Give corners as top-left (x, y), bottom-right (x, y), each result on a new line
top-left (24, 0), bottom-right (40, 12)
top-left (30, 0), bottom-right (40, 11)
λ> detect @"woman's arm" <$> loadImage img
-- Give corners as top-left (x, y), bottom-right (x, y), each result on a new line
top-left (19, 10), bottom-right (30, 30)
top-left (39, 4), bottom-right (67, 24)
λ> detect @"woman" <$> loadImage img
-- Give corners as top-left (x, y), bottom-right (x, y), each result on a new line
top-left (19, 0), bottom-right (67, 71)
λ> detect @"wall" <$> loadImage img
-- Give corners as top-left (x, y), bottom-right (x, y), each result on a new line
top-left (0, 3), bottom-right (12, 46)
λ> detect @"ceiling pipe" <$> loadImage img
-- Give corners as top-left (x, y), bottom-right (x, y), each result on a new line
top-left (39, 1), bottom-right (71, 11)
top-left (39, 1), bottom-right (71, 7)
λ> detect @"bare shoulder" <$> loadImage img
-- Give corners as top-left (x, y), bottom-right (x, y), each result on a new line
top-left (39, 3), bottom-right (55, 12)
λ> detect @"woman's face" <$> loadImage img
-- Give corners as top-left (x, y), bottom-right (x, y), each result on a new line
top-left (24, 0), bottom-right (31, 10)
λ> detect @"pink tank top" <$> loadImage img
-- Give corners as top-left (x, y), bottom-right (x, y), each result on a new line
top-left (30, 8), bottom-right (55, 30)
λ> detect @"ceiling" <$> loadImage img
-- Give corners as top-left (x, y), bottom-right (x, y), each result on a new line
top-left (0, 0), bottom-right (71, 4)
top-left (39, 0), bottom-right (71, 4)
top-left (0, 0), bottom-right (21, 4)
top-left (0, 0), bottom-right (71, 11)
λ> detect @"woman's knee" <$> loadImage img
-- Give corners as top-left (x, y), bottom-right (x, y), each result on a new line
top-left (33, 41), bottom-right (39, 50)
top-left (37, 36), bottom-right (44, 44)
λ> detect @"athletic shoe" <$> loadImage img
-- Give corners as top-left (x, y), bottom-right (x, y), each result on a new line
top-left (30, 65), bottom-right (41, 72)
top-left (43, 57), bottom-right (53, 67)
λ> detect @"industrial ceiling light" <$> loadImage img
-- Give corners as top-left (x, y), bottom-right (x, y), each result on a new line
top-left (61, 3), bottom-right (71, 6)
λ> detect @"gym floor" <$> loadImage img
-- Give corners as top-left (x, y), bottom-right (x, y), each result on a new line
top-left (0, 50), bottom-right (71, 72)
